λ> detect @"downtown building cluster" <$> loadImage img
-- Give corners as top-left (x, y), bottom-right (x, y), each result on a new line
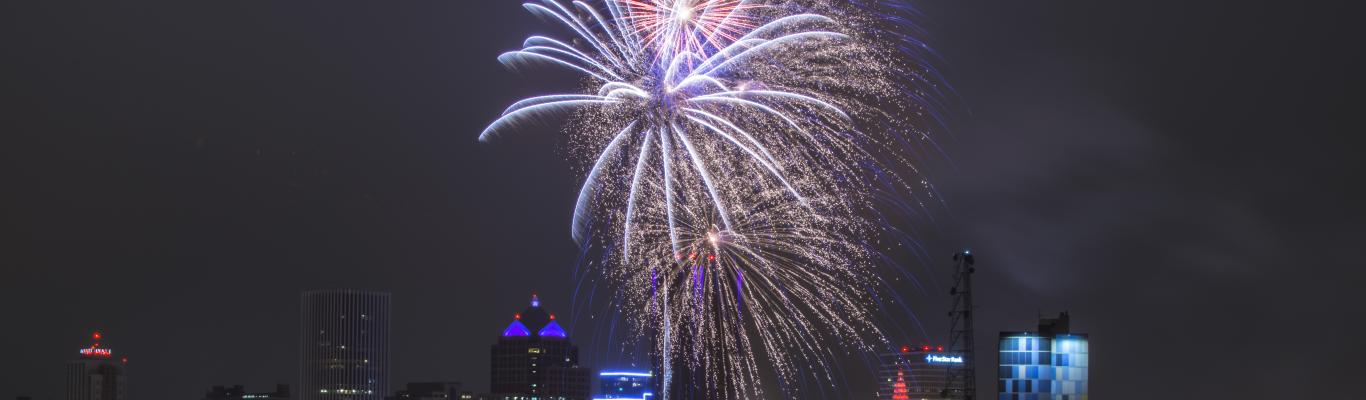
top-left (294, 291), bottom-right (636, 400)
top-left (875, 313), bottom-right (1089, 400)
top-left (50, 251), bottom-right (1084, 400)
top-left (53, 290), bottom-right (647, 400)
top-left (875, 251), bottom-right (1090, 400)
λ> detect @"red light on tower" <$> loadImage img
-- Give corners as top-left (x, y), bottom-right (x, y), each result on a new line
top-left (937, 346), bottom-right (944, 352)
top-left (514, 313), bottom-right (521, 320)
top-left (922, 345), bottom-right (930, 352)
top-left (901, 345), bottom-right (910, 353)
top-left (79, 331), bottom-right (114, 358)
top-left (549, 314), bottom-right (556, 320)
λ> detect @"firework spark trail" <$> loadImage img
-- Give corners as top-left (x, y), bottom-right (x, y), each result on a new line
top-left (482, 0), bottom-right (947, 398)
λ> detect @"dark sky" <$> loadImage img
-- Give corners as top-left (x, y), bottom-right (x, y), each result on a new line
top-left (2, 1), bottom-right (1362, 399)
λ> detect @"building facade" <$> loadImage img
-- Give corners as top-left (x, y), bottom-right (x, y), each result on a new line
top-left (490, 294), bottom-right (591, 400)
top-left (877, 345), bottom-right (962, 400)
top-left (65, 332), bottom-right (127, 400)
top-left (204, 384), bottom-right (291, 400)
top-left (300, 290), bottom-right (392, 400)
top-left (595, 371), bottom-right (652, 400)
top-left (998, 313), bottom-right (1089, 400)
top-left (387, 383), bottom-right (461, 400)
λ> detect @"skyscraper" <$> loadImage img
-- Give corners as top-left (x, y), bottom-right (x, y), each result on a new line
top-left (300, 290), bottom-right (391, 400)
top-left (490, 294), bottom-right (591, 400)
top-left (65, 331), bottom-right (128, 400)
top-left (998, 312), bottom-right (1089, 400)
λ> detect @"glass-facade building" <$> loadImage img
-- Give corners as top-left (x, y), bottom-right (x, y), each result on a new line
top-left (998, 313), bottom-right (1088, 400)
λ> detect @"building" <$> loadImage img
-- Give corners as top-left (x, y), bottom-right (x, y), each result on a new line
top-left (204, 385), bottom-right (290, 400)
top-left (998, 312), bottom-right (1089, 400)
top-left (877, 345), bottom-right (963, 400)
top-left (64, 331), bottom-right (128, 400)
top-left (490, 294), bottom-right (591, 400)
top-left (595, 371), bottom-right (652, 400)
top-left (387, 383), bottom-right (461, 400)
top-left (300, 290), bottom-right (392, 400)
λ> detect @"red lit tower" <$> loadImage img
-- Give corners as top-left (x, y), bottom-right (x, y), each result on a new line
top-left (65, 331), bottom-right (128, 400)
top-left (891, 369), bottom-right (910, 400)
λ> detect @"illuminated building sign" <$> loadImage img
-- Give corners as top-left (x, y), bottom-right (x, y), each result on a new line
top-left (79, 331), bottom-right (113, 358)
top-left (600, 371), bottom-right (653, 377)
top-left (80, 347), bottom-right (113, 357)
top-left (925, 354), bottom-right (964, 364)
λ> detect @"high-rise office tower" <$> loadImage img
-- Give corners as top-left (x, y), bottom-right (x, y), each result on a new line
top-left (490, 294), bottom-right (591, 400)
top-left (65, 331), bottom-right (128, 400)
top-left (998, 312), bottom-right (1089, 400)
top-left (300, 290), bottom-right (391, 400)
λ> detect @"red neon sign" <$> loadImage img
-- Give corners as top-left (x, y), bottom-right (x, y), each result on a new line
top-left (80, 348), bottom-right (113, 357)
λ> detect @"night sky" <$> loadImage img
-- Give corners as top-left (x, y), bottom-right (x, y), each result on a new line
top-left (2, 1), bottom-right (1362, 399)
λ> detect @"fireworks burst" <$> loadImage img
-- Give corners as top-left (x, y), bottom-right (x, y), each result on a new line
top-left (482, 0), bottom-right (946, 398)
top-left (620, 0), bottom-right (761, 61)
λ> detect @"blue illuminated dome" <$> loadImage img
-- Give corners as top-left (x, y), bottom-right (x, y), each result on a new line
top-left (538, 320), bottom-right (567, 338)
top-left (499, 293), bottom-right (568, 339)
top-left (502, 320), bottom-right (531, 337)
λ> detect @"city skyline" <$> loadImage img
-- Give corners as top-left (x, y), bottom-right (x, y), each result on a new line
top-left (39, 283), bottom-right (1027, 399)
top-left (2, 0), bottom-right (1362, 399)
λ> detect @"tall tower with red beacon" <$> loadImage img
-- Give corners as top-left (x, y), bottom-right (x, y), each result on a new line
top-left (65, 331), bottom-right (128, 400)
